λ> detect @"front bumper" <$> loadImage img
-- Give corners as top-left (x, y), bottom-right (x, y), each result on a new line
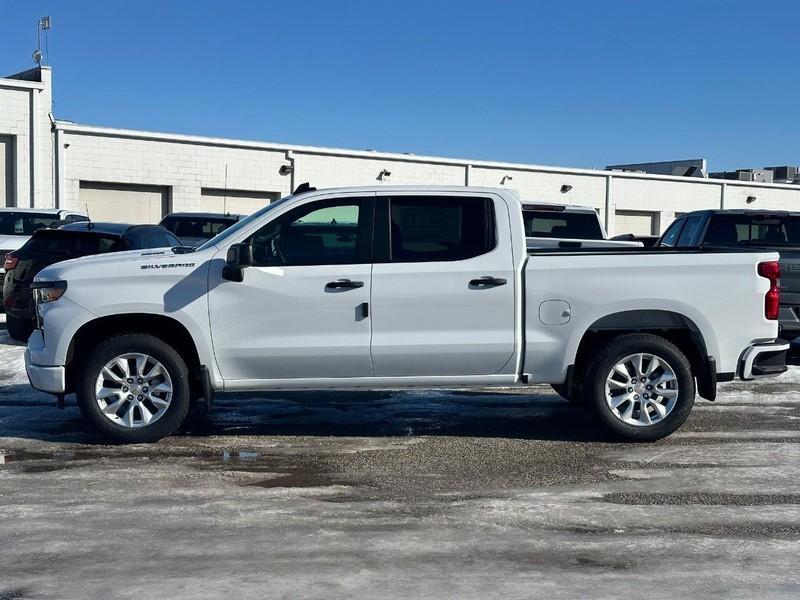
top-left (739, 339), bottom-right (790, 380)
top-left (24, 346), bottom-right (66, 394)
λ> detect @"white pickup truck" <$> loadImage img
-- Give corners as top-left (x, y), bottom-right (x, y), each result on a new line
top-left (25, 186), bottom-right (788, 443)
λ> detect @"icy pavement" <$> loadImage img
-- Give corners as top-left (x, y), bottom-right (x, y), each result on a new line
top-left (1, 317), bottom-right (799, 599)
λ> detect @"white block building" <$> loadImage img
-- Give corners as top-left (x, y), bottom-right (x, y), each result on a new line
top-left (3, 66), bottom-right (800, 235)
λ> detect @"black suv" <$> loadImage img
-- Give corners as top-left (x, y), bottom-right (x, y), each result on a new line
top-left (3, 222), bottom-right (180, 341)
top-left (658, 209), bottom-right (800, 341)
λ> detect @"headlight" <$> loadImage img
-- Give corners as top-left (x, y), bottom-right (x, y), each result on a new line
top-left (32, 280), bottom-right (68, 304)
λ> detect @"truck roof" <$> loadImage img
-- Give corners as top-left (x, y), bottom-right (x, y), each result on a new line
top-left (56, 222), bottom-right (163, 236)
top-left (292, 185), bottom-right (522, 198)
top-left (521, 203), bottom-right (598, 214)
top-left (162, 212), bottom-right (244, 220)
top-left (681, 208), bottom-right (800, 218)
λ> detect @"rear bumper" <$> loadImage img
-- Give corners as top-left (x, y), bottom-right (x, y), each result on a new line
top-left (739, 339), bottom-right (790, 380)
top-left (24, 346), bottom-right (66, 395)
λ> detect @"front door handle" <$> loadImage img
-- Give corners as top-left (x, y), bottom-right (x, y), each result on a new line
top-left (469, 276), bottom-right (507, 288)
top-left (325, 279), bottom-right (364, 290)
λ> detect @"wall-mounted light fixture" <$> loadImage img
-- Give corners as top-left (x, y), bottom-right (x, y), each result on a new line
top-left (377, 169), bottom-right (391, 181)
top-left (278, 164), bottom-right (294, 176)
top-left (746, 195), bottom-right (757, 204)
top-left (501, 175), bottom-right (513, 185)
top-left (560, 184), bottom-right (573, 193)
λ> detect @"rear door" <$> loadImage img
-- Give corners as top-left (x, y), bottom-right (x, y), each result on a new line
top-left (370, 193), bottom-right (516, 377)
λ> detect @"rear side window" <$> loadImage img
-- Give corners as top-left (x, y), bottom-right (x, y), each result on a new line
top-left (25, 231), bottom-right (122, 257)
top-left (522, 210), bottom-right (603, 240)
top-left (389, 196), bottom-right (495, 262)
top-left (704, 214), bottom-right (800, 246)
top-left (676, 215), bottom-right (704, 246)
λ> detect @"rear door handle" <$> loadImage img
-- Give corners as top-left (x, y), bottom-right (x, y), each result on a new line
top-left (469, 276), bottom-right (507, 288)
top-left (325, 279), bottom-right (364, 290)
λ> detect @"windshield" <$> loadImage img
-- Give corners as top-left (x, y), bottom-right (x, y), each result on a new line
top-left (161, 216), bottom-right (237, 240)
top-left (195, 195), bottom-right (294, 251)
top-left (523, 210), bottom-right (603, 240)
top-left (704, 214), bottom-right (800, 247)
top-left (0, 212), bottom-right (62, 236)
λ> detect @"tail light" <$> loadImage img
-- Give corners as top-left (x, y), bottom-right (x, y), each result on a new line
top-left (3, 253), bottom-right (17, 271)
top-left (758, 261), bottom-right (780, 320)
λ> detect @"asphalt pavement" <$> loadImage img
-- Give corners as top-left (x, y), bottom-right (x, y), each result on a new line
top-left (1, 318), bottom-right (799, 599)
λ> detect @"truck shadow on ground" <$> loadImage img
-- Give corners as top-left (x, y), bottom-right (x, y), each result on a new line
top-left (0, 386), bottom-right (617, 444)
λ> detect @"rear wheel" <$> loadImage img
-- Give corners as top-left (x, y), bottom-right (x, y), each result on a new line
top-left (6, 314), bottom-right (34, 342)
top-left (584, 333), bottom-right (695, 441)
top-left (76, 334), bottom-right (190, 443)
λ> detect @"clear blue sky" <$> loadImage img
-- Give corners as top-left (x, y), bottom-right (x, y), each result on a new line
top-left (1, 1), bottom-right (797, 171)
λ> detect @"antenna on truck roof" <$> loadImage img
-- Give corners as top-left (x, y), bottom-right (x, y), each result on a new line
top-left (85, 203), bottom-right (94, 229)
top-left (293, 182), bottom-right (316, 194)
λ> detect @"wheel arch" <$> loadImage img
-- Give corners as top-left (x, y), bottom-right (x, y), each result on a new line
top-left (65, 313), bottom-right (205, 398)
top-left (570, 309), bottom-right (717, 400)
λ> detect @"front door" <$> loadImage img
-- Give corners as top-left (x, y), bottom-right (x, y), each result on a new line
top-left (208, 195), bottom-right (374, 382)
top-left (370, 193), bottom-right (517, 377)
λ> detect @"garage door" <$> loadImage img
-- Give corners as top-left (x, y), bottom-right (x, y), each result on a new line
top-left (79, 182), bottom-right (169, 224)
top-left (615, 210), bottom-right (655, 236)
top-left (0, 135), bottom-right (13, 207)
top-left (199, 188), bottom-right (280, 216)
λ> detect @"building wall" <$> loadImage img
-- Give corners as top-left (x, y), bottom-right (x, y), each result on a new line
top-left (0, 68), bottom-right (54, 209)
top-left (6, 67), bottom-right (800, 235)
top-left (59, 131), bottom-right (290, 214)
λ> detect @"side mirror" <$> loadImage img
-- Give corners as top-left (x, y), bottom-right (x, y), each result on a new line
top-left (226, 243), bottom-right (253, 266)
top-left (222, 243), bottom-right (253, 282)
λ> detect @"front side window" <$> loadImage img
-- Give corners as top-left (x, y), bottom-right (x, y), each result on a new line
top-left (389, 196), bottom-right (495, 262)
top-left (659, 219), bottom-right (686, 247)
top-left (247, 198), bottom-right (368, 266)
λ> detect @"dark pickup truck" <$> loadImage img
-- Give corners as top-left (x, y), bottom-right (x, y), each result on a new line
top-left (658, 209), bottom-right (800, 342)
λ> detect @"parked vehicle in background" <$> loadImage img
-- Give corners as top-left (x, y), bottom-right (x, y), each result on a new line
top-left (658, 209), bottom-right (800, 342)
top-left (523, 204), bottom-right (642, 249)
top-left (3, 222), bottom-right (179, 341)
top-left (159, 212), bottom-right (243, 247)
top-left (0, 209), bottom-right (88, 290)
top-left (611, 233), bottom-right (660, 247)
top-left (25, 186), bottom-right (787, 444)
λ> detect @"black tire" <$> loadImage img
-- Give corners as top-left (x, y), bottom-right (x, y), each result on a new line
top-left (6, 314), bottom-right (34, 342)
top-left (584, 333), bottom-right (695, 442)
top-left (76, 333), bottom-right (191, 443)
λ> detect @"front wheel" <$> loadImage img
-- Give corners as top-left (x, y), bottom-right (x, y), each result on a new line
top-left (584, 333), bottom-right (695, 442)
top-left (76, 334), bottom-right (191, 443)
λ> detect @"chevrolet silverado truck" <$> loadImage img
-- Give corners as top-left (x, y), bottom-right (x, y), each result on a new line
top-left (25, 186), bottom-right (788, 443)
